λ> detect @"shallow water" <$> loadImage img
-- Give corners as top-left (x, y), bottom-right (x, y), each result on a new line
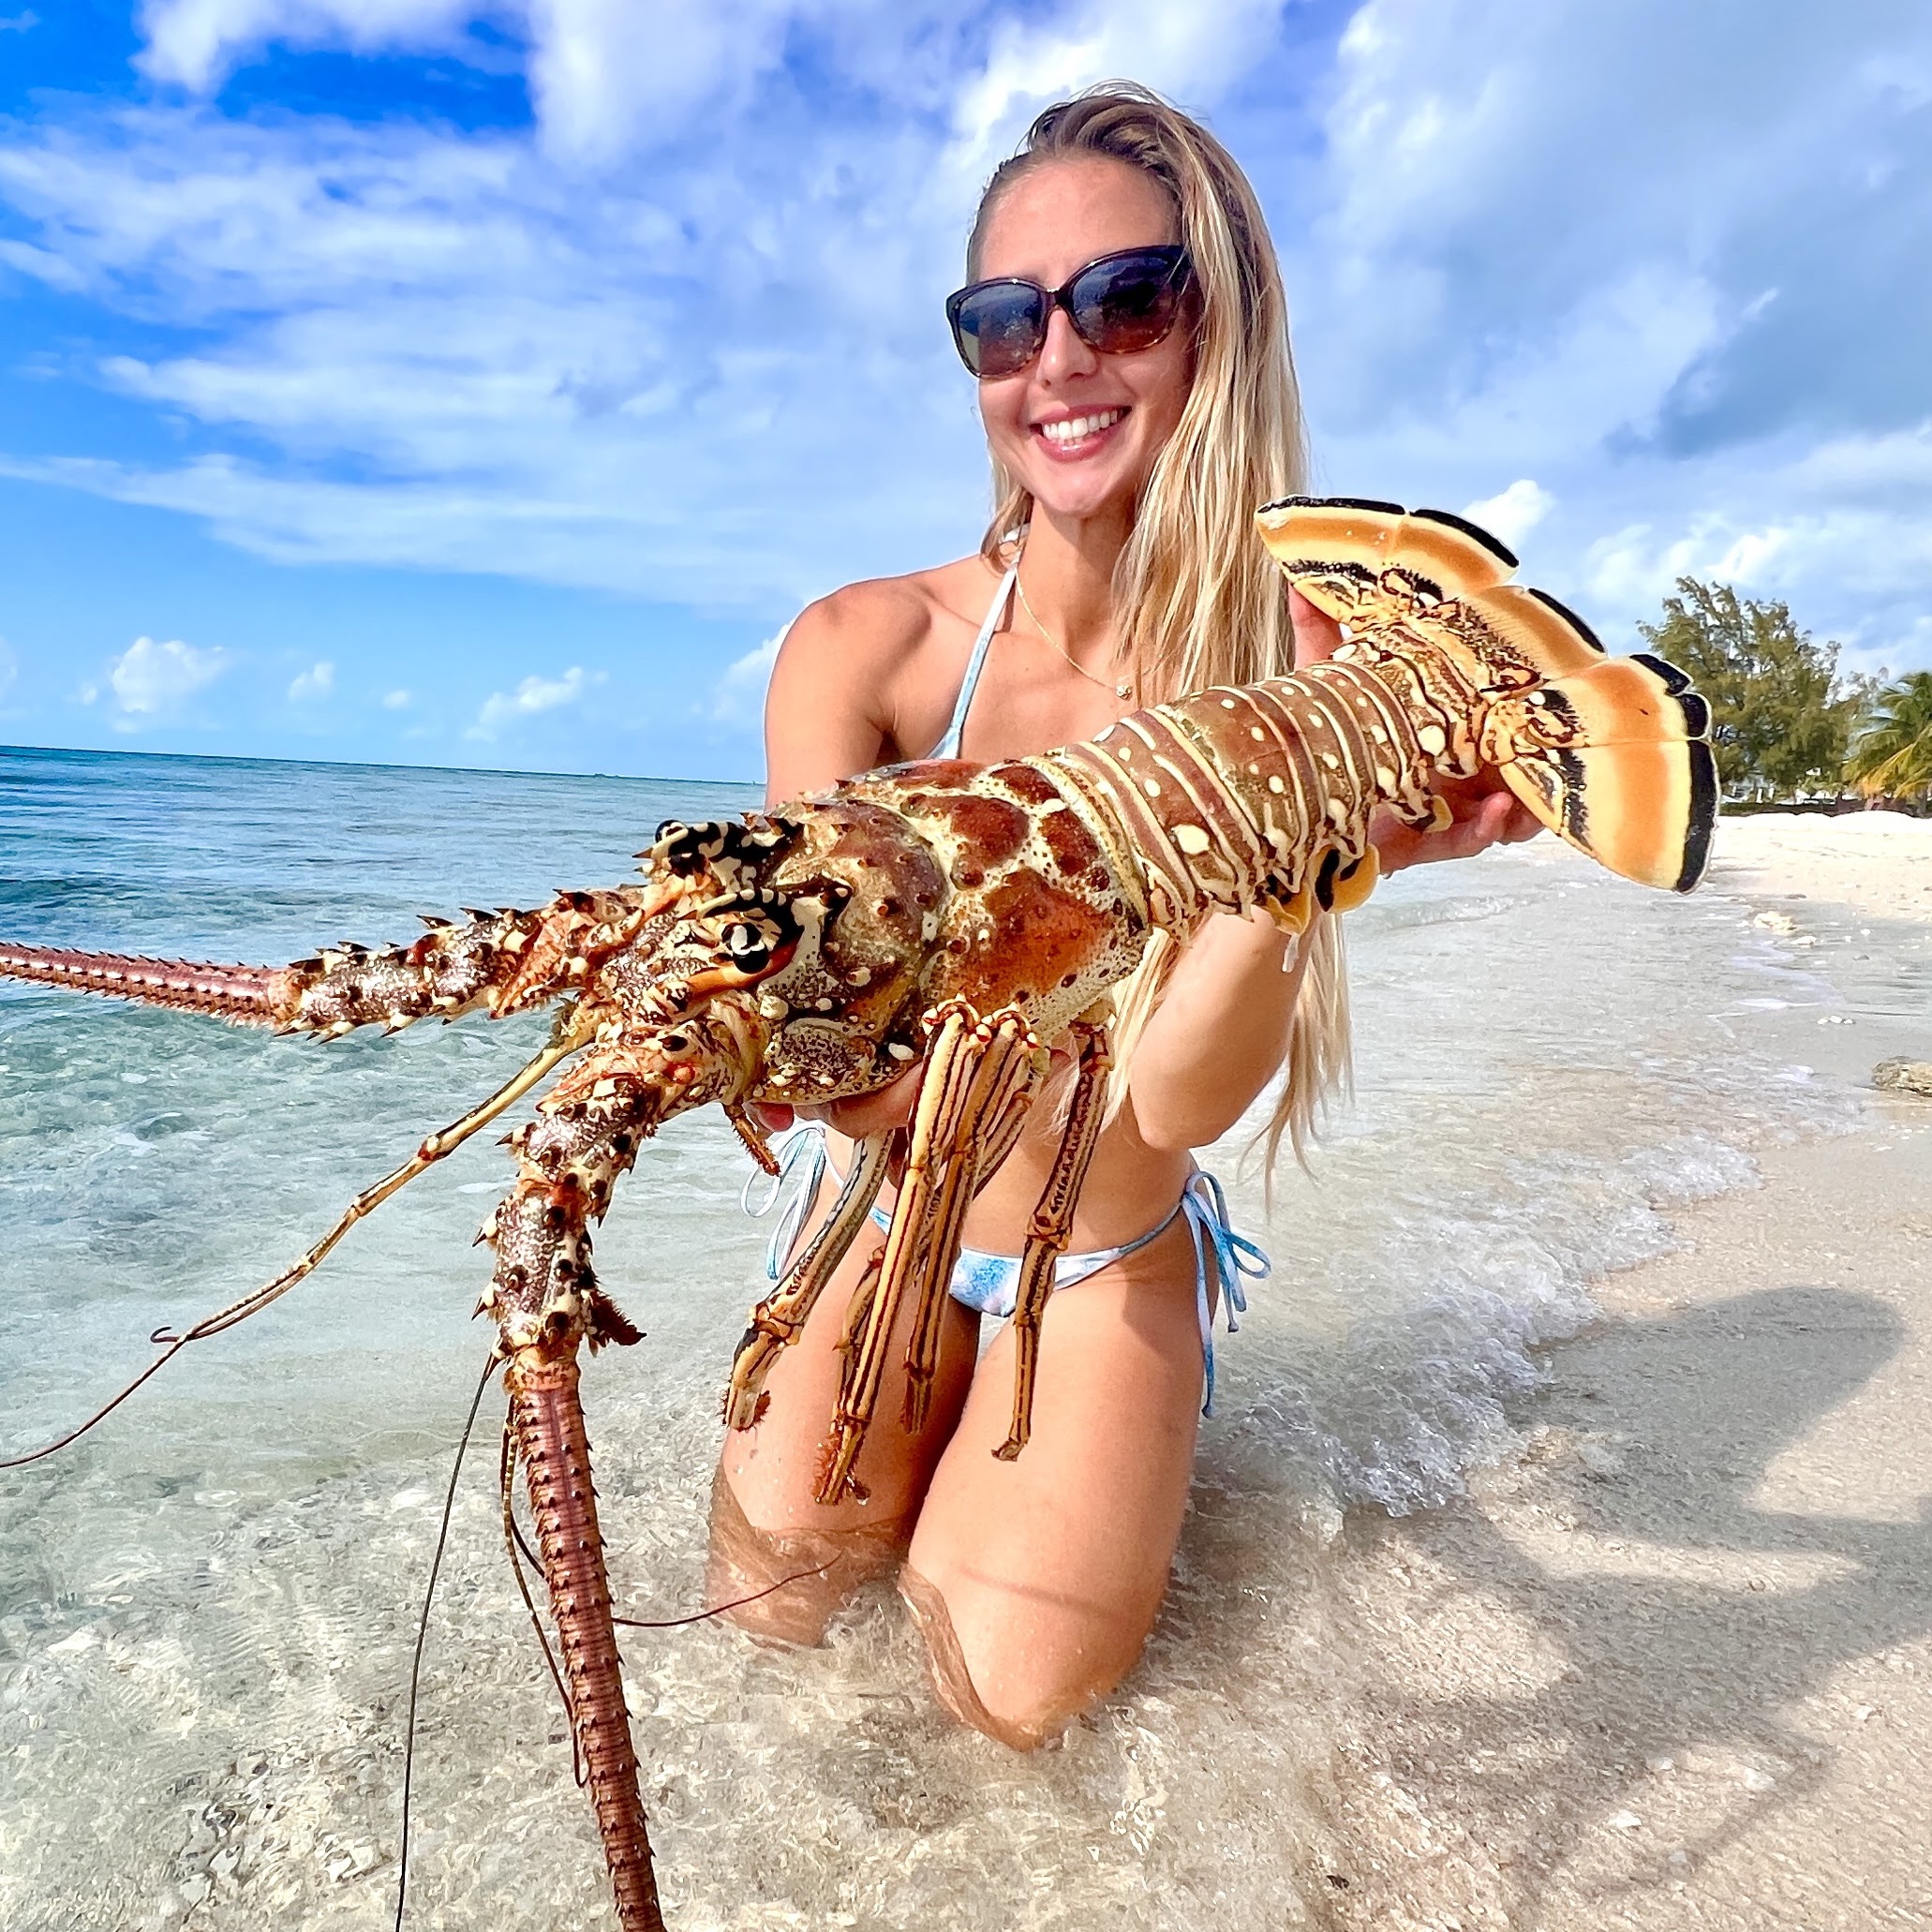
top-left (0, 746), bottom-right (1886, 1929)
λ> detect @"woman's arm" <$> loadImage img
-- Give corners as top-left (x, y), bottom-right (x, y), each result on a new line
top-left (1121, 591), bottom-right (1542, 1152)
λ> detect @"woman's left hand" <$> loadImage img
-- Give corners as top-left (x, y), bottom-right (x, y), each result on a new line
top-left (1289, 587), bottom-right (1542, 875)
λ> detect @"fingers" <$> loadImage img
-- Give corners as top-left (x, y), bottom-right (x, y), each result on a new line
top-left (1288, 588), bottom-right (1345, 670)
top-left (822, 1064), bottom-right (921, 1138)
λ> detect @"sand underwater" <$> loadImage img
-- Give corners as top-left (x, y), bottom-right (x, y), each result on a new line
top-left (1, 747), bottom-right (1927, 1930)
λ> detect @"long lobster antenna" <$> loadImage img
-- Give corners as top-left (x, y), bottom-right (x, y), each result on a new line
top-left (0, 1036), bottom-right (576, 1470)
top-left (0, 943), bottom-right (287, 1025)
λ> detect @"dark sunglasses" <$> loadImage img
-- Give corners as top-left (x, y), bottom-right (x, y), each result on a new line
top-left (944, 245), bottom-right (1194, 379)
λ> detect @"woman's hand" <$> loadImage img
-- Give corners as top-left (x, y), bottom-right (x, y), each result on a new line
top-left (1289, 587), bottom-right (1542, 873)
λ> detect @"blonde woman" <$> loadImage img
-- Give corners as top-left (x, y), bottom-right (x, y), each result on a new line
top-left (711, 85), bottom-right (1537, 1746)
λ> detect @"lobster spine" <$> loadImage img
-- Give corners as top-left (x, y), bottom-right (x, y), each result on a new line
top-left (1039, 656), bottom-right (1448, 936)
top-left (508, 1353), bottom-right (666, 1932)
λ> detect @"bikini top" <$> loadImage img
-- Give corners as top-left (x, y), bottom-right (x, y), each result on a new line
top-left (929, 559), bottom-right (1019, 760)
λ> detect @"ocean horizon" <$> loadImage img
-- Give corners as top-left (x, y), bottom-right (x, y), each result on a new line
top-left (0, 743), bottom-right (1876, 1928)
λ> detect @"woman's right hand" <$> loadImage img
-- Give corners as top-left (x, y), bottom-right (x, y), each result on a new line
top-left (752, 1066), bottom-right (922, 1140)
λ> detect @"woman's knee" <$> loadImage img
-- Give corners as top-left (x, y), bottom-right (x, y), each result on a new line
top-left (706, 1466), bottom-right (910, 1646)
top-left (899, 1564), bottom-right (1143, 1749)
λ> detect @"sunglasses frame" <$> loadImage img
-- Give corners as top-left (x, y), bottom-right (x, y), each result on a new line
top-left (944, 245), bottom-right (1195, 379)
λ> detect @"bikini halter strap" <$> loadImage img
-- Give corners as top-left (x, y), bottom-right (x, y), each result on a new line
top-left (931, 557), bottom-right (1019, 761)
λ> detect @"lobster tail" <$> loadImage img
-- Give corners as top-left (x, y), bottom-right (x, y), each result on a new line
top-left (1489, 654), bottom-right (1717, 892)
top-left (0, 943), bottom-right (290, 1025)
top-left (1255, 498), bottom-right (1718, 896)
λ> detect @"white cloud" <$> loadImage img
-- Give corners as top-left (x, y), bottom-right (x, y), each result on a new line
top-left (381, 686), bottom-right (411, 707)
top-left (96, 634), bottom-right (230, 724)
top-left (137, 0), bottom-right (476, 92)
top-left (705, 623), bottom-right (786, 727)
top-left (0, 0), bottom-right (1925, 703)
top-left (0, 10), bottom-right (38, 30)
top-left (1461, 479), bottom-right (1553, 551)
top-left (948, 0), bottom-right (1286, 179)
top-left (468, 664), bottom-right (594, 739)
top-left (287, 658), bottom-right (334, 700)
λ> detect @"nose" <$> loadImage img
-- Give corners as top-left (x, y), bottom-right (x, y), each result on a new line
top-left (1036, 300), bottom-right (1100, 383)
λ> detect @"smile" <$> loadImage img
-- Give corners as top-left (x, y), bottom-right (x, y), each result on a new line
top-left (1035, 408), bottom-right (1126, 449)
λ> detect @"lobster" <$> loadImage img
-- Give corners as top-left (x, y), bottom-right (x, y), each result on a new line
top-left (0, 498), bottom-right (1716, 1928)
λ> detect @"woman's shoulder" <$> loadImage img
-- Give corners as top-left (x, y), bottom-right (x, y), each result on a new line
top-left (781, 555), bottom-right (997, 673)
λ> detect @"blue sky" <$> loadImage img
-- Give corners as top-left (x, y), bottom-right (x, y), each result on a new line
top-left (0, 1), bottom-right (1925, 781)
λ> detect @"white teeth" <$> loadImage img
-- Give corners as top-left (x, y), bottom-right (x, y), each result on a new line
top-left (1041, 409), bottom-right (1123, 443)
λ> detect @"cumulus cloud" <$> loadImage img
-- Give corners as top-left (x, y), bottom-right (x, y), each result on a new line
top-left (704, 624), bottom-right (786, 728)
top-left (287, 658), bottom-right (334, 700)
top-left (137, 0), bottom-right (477, 92)
top-left (94, 634), bottom-right (230, 724)
top-left (1462, 479), bottom-right (1553, 551)
top-left (381, 686), bottom-right (412, 707)
top-left (468, 664), bottom-right (594, 739)
top-left (0, 0), bottom-right (1925, 708)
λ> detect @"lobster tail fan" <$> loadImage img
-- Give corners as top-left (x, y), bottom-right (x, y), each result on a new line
top-left (0, 944), bottom-right (289, 1026)
top-left (1255, 497), bottom-right (1518, 615)
top-left (1493, 653), bottom-right (1717, 894)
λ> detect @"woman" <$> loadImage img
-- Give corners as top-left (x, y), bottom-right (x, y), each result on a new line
top-left (709, 85), bottom-right (1537, 1747)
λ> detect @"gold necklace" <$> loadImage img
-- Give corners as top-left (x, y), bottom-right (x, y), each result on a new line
top-left (1013, 567), bottom-right (1133, 701)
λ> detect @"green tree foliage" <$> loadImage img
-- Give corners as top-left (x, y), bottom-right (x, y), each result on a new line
top-left (1846, 670), bottom-right (1932, 801)
top-left (1638, 578), bottom-right (1866, 797)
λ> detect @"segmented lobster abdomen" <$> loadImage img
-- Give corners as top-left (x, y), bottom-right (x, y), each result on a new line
top-left (1037, 657), bottom-right (1441, 936)
top-left (508, 1353), bottom-right (665, 1932)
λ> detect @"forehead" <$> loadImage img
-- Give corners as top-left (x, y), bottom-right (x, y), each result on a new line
top-left (975, 156), bottom-right (1179, 285)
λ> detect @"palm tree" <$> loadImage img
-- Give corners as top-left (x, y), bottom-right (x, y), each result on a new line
top-left (1846, 670), bottom-right (1932, 801)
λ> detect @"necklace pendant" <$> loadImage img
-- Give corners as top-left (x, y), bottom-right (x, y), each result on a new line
top-left (1115, 682), bottom-right (1132, 699)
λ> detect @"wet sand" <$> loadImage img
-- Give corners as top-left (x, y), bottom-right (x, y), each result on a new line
top-left (1306, 811), bottom-right (1932, 1930)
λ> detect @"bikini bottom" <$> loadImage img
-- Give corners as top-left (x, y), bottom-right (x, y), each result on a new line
top-left (745, 1121), bottom-right (1268, 1413)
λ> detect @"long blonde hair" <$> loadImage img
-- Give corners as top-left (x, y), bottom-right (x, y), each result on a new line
top-left (969, 82), bottom-right (1349, 1167)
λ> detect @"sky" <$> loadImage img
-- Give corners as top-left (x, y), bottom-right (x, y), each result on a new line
top-left (0, 0), bottom-right (1925, 782)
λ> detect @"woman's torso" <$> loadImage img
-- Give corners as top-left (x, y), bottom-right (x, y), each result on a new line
top-left (777, 551), bottom-right (1200, 1255)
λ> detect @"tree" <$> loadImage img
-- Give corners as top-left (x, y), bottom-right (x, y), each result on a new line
top-left (1638, 578), bottom-right (1866, 798)
top-left (1846, 670), bottom-right (1932, 801)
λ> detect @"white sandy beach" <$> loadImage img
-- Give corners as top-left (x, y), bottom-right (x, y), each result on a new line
top-left (1305, 810), bottom-right (1932, 1930)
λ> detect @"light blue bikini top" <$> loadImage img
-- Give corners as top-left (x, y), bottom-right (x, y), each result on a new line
top-left (930, 560), bottom-right (1019, 760)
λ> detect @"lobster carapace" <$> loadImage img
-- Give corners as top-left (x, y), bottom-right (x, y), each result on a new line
top-left (0, 499), bottom-right (1716, 1928)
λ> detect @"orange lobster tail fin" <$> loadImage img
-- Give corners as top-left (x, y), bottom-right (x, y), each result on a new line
top-left (1256, 496), bottom-right (1519, 611)
top-left (1255, 497), bottom-right (1717, 896)
top-left (1493, 655), bottom-right (1717, 893)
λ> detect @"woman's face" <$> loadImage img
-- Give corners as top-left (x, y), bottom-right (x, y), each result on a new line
top-left (971, 156), bottom-right (1194, 528)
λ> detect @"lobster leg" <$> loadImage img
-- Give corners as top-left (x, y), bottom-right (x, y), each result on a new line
top-left (505, 1349), bottom-right (664, 1932)
top-left (722, 1131), bottom-right (894, 1430)
top-left (995, 1016), bottom-right (1113, 1462)
top-left (899, 1019), bottom-right (1044, 1434)
top-left (815, 1004), bottom-right (1038, 1503)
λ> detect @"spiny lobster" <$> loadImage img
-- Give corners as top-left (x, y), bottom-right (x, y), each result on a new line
top-left (0, 499), bottom-right (1716, 1928)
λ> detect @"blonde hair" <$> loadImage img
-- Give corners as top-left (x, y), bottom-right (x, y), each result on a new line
top-left (970, 82), bottom-right (1349, 1167)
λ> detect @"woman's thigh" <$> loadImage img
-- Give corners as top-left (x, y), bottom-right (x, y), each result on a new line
top-left (716, 1187), bottom-right (982, 1538)
top-left (902, 1218), bottom-right (1205, 1743)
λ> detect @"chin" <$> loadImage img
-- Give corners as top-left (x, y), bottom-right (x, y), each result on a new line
top-left (1009, 455), bottom-right (1143, 523)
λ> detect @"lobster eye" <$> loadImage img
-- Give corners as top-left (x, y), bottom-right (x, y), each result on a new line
top-left (721, 921), bottom-right (772, 971)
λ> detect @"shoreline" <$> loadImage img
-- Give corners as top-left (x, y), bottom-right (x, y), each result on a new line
top-left (1300, 810), bottom-right (1932, 1928)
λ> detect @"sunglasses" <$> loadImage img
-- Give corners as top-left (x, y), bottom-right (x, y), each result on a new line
top-left (944, 245), bottom-right (1194, 379)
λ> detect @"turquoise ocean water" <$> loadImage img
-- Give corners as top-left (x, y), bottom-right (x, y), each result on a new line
top-left (0, 744), bottom-right (1906, 1930)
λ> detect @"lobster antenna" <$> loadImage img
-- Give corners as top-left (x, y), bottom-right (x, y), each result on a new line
top-left (499, 1449), bottom-right (838, 1633)
top-left (395, 1352), bottom-right (497, 1932)
top-left (0, 1040), bottom-right (573, 1471)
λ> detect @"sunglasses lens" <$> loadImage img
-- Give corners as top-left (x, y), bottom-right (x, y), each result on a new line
top-left (950, 283), bottom-right (1048, 379)
top-left (1069, 252), bottom-right (1186, 355)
